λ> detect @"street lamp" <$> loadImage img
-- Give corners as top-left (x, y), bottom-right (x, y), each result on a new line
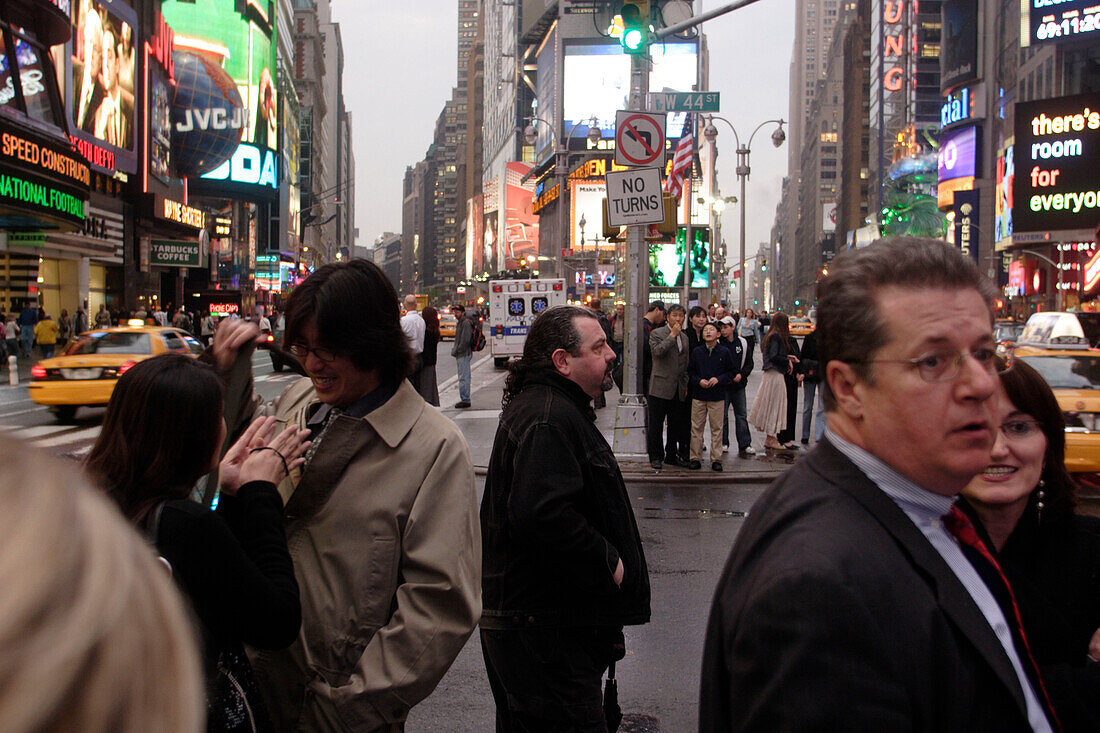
top-left (699, 194), bottom-right (738, 303)
top-left (703, 115), bottom-right (785, 314)
top-left (524, 116), bottom-right (601, 279)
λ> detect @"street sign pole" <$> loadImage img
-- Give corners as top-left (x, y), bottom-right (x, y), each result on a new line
top-left (613, 51), bottom-right (651, 462)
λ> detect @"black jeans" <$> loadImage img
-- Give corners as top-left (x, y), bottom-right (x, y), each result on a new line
top-left (481, 626), bottom-right (621, 733)
top-left (647, 394), bottom-right (688, 461)
top-left (777, 375), bottom-right (800, 444)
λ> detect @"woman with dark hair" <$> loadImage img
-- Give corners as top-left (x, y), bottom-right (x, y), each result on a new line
top-left (776, 326), bottom-right (803, 451)
top-left (85, 354), bottom-right (309, 732)
top-left (962, 358), bottom-right (1100, 730)
top-left (747, 312), bottom-right (798, 451)
top-left (420, 305), bottom-right (441, 406)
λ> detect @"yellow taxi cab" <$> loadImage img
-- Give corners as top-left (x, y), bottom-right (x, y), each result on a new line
top-left (439, 308), bottom-right (457, 340)
top-left (28, 324), bottom-right (204, 421)
top-left (1010, 312), bottom-right (1100, 476)
top-left (788, 316), bottom-right (815, 337)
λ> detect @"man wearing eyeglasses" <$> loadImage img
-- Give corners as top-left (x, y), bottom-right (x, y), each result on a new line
top-left (701, 237), bottom-right (1059, 732)
top-left (210, 260), bottom-right (480, 731)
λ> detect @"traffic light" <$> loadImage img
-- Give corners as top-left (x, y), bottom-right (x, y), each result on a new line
top-left (760, 257), bottom-right (767, 271)
top-left (619, 2), bottom-right (649, 54)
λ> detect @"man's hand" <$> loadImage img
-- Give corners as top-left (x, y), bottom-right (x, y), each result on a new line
top-left (613, 558), bottom-right (624, 586)
top-left (669, 320), bottom-right (682, 336)
top-left (733, 374), bottom-right (742, 383)
top-left (1089, 627), bottom-right (1100, 662)
top-left (212, 318), bottom-right (264, 372)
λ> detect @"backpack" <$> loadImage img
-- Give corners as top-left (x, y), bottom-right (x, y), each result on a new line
top-left (471, 323), bottom-right (486, 352)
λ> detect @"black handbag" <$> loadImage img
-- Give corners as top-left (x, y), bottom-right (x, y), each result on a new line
top-left (145, 502), bottom-right (272, 732)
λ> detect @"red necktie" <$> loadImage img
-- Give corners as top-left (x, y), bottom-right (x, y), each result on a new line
top-left (942, 505), bottom-right (1061, 731)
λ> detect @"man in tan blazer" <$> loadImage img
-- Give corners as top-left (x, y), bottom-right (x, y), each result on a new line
top-left (647, 303), bottom-right (690, 470)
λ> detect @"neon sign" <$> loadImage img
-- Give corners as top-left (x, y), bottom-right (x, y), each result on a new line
top-left (881, 1), bottom-right (911, 92)
top-left (200, 143), bottom-right (277, 190)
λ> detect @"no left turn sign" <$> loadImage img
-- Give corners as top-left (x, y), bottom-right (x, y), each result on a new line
top-left (615, 110), bottom-right (667, 167)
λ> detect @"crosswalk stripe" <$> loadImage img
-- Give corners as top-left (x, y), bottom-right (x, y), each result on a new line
top-left (33, 426), bottom-right (101, 448)
top-left (11, 424), bottom-right (72, 438)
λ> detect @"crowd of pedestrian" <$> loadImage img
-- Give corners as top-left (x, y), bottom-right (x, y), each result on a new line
top-left (4, 238), bottom-right (1100, 732)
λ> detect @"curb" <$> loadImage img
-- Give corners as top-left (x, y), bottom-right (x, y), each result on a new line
top-left (473, 465), bottom-right (786, 485)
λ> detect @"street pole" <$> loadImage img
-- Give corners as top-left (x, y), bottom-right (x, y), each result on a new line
top-left (738, 147), bottom-right (748, 314)
top-left (612, 50), bottom-right (650, 461)
top-left (683, 170), bottom-right (692, 308)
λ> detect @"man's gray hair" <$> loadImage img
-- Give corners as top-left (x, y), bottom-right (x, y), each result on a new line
top-left (818, 236), bottom-right (995, 410)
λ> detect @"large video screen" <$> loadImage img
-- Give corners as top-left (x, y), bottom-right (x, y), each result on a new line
top-left (650, 228), bottom-right (709, 288)
top-left (162, 0), bottom-right (277, 193)
top-left (503, 162), bottom-right (539, 269)
top-left (69, 0), bottom-right (138, 174)
top-left (563, 41), bottom-right (697, 144)
top-left (1013, 93), bottom-right (1100, 236)
top-left (1028, 0), bottom-right (1100, 46)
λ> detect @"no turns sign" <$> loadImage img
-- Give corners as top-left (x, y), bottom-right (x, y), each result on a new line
top-left (615, 110), bottom-right (667, 167)
top-left (605, 167), bottom-right (665, 227)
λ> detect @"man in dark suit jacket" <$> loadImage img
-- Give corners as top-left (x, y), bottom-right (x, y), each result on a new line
top-left (647, 303), bottom-right (689, 470)
top-left (73, 10), bottom-right (105, 134)
top-left (700, 237), bottom-right (1059, 732)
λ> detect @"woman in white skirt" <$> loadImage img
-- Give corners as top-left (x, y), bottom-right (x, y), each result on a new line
top-left (748, 313), bottom-right (799, 450)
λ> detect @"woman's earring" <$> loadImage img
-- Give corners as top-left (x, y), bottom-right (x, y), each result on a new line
top-left (1037, 478), bottom-right (1046, 525)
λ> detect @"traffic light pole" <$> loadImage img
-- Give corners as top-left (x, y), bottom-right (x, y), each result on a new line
top-left (612, 50), bottom-right (650, 461)
top-left (611, 0), bottom-right (771, 461)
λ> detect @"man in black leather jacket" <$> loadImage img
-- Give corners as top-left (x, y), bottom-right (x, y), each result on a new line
top-left (481, 305), bottom-right (651, 732)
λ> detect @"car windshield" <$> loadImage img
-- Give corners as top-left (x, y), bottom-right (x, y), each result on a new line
top-left (994, 323), bottom-right (1023, 342)
top-left (1018, 355), bottom-right (1100, 390)
top-left (66, 332), bottom-right (153, 355)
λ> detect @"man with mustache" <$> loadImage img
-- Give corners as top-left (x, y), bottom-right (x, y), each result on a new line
top-left (701, 237), bottom-right (1059, 732)
top-left (481, 305), bottom-right (650, 732)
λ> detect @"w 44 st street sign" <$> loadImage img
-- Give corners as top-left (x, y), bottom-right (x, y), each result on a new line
top-left (648, 92), bottom-right (720, 113)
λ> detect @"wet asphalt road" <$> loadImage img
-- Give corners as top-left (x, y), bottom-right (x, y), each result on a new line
top-left (406, 476), bottom-right (771, 733)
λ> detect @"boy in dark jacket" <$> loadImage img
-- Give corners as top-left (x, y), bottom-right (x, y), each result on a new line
top-left (718, 317), bottom-right (755, 457)
top-left (688, 323), bottom-right (735, 471)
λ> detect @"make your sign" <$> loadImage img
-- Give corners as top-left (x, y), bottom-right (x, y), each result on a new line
top-left (605, 167), bottom-right (665, 227)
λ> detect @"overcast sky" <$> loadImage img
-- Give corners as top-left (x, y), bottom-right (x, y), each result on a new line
top-left (332, 0), bottom-right (795, 256)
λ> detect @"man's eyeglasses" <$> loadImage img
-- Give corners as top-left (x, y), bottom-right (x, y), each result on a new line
top-left (852, 347), bottom-right (1001, 383)
top-left (999, 419), bottom-right (1043, 440)
top-left (288, 344), bottom-right (337, 363)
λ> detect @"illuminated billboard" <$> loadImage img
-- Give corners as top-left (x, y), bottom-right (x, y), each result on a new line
top-left (1027, 0), bottom-right (1100, 47)
top-left (650, 228), bottom-right (709, 289)
top-left (69, 0), bottom-right (138, 174)
top-left (503, 162), bottom-right (539, 269)
top-left (563, 41), bottom-right (697, 144)
top-left (161, 0), bottom-right (277, 197)
top-left (938, 125), bottom-right (978, 183)
top-left (995, 144), bottom-right (1014, 245)
top-left (1013, 93), bottom-right (1100, 238)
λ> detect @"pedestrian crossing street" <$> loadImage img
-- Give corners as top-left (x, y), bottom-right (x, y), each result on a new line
top-left (0, 364), bottom-right (303, 459)
top-left (1, 352), bottom-right (502, 458)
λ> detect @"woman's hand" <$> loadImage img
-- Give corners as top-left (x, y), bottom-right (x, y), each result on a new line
top-left (219, 417), bottom-right (311, 495)
top-left (211, 318), bottom-right (264, 372)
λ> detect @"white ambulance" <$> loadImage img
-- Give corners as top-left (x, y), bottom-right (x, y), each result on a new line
top-left (488, 278), bottom-right (566, 368)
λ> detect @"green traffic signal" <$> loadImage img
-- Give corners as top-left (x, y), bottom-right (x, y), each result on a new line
top-left (619, 3), bottom-right (648, 54)
top-left (622, 27), bottom-right (645, 51)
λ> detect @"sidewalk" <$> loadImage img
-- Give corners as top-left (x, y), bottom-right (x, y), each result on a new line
top-left (450, 358), bottom-right (808, 486)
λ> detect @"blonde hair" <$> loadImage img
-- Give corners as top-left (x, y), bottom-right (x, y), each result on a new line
top-left (0, 440), bottom-right (204, 732)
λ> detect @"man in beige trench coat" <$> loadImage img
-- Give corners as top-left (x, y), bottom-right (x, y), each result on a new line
top-left (213, 260), bottom-right (481, 732)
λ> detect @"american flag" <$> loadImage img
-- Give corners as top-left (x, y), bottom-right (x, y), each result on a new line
top-left (664, 113), bottom-right (694, 198)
